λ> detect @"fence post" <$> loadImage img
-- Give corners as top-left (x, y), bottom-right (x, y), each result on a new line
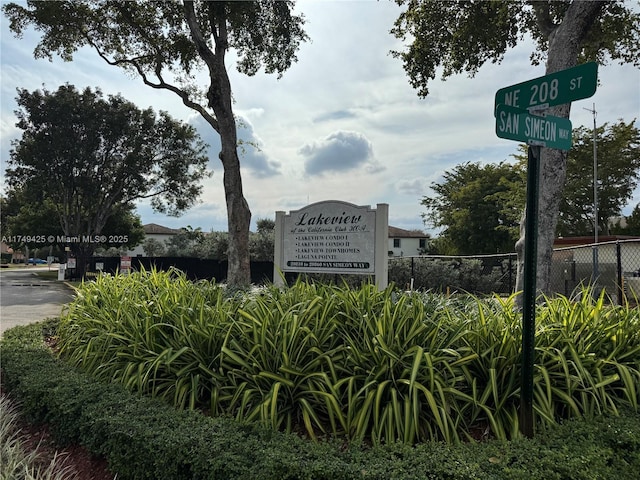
top-left (509, 254), bottom-right (513, 293)
top-left (616, 241), bottom-right (623, 305)
top-left (411, 257), bottom-right (415, 283)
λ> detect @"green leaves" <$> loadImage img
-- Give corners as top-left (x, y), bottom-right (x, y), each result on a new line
top-left (4, 320), bottom-right (640, 479)
top-left (419, 161), bottom-right (526, 255)
top-left (391, 1), bottom-right (640, 97)
top-left (534, 289), bottom-right (640, 419)
top-left (2, 84), bottom-right (210, 270)
top-left (391, 0), bottom-right (525, 97)
top-left (58, 271), bottom-right (640, 445)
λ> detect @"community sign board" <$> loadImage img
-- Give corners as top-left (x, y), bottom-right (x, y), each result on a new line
top-left (274, 201), bottom-right (388, 288)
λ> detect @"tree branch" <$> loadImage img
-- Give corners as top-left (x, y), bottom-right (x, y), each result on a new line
top-left (79, 11), bottom-right (221, 133)
top-left (183, 1), bottom-right (218, 65)
top-left (529, 1), bottom-right (557, 40)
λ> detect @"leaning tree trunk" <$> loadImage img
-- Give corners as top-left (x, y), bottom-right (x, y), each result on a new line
top-left (184, 1), bottom-right (252, 287)
top-left (515, 1), bottom-right (606, 301)
top-left (218, 117), bottom-right (252, 287)
top-left (209, 65), bottom-right (252, 287)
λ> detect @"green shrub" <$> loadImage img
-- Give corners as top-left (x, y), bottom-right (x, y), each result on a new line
top-left (57, 267), bottom-right (233, 410)
top-left (55, 271), bottom-right (640, 446)
top-left (2, 320), bottom-right (640, 479)
top-left (388, 257), bottom-right (506, 294)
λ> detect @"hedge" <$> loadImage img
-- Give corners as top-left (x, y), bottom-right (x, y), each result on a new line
top-left (1, 320), bottom-right (639, 480)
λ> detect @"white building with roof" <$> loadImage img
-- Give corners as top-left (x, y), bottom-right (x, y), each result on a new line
top-left (387, 226), bottom-right (429, 257)
top-left (126, 223), bottom-right (181, 256)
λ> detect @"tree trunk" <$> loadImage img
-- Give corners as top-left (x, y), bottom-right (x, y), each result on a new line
top-left (208, 46), bottom-right (251, 287)
top-left (183, 1), bottom-right (252, 287)
top-left (515, 1), bottom-right (606, 301)
top-left (206, 74), bottom-right (251, 286)
top-left (70, 243), bottom-right (95, 281)
top-left (219, 119), bottom-right (252, 287)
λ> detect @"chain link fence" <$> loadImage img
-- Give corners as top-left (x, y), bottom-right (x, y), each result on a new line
top-left (388, 239), bottom-right (640, 304)
top-left (552, 239), bottom-right (640, 304)
top-left (388, 253), bottom-right (516, 295)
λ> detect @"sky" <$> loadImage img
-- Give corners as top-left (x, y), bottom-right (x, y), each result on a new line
top-left (1, 0), bottom-right (639, 237)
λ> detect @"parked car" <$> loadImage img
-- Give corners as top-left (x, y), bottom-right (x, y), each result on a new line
top-left (27, 258), bottom-right (47, 265)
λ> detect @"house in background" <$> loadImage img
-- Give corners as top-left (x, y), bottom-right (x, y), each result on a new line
top-left (1, 241), bottom-right (25, 263)
top-left (387, 226), bottom-right (429, 257)
top-left (126, 223), bottom-right (181, 257)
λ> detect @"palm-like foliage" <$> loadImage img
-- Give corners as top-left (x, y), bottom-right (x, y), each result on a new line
top-left (58, 267), bottom-right (233, 410)
top-left (58, 270), bottom-right (640, 445)
top-left (534, 290), bottom-right (640, 419)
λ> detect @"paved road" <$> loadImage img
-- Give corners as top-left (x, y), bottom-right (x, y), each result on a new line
top-left (0, 267), bottom-right (74, 337)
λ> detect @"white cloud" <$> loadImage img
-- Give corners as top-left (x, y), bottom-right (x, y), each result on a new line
top-left (299, 130), bottom-right (378, 175)
top-left (188, 114), bottom-right (282, 178)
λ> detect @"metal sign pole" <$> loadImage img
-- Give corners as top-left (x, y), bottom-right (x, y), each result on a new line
top-left (495, 63), bottom-right (598, 439)
top-left (520, 144), bottom-right (540, 438)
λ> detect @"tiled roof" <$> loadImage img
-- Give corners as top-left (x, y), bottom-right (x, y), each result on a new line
top-left (388, 226), bottom-right (428, 238)
top-left (554, 235), bottom-right (640, 247)
top-left (143, 223), bottom-right (181, 235)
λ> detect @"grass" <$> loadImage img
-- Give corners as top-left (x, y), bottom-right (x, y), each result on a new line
top-left (33, 271), bottom-right (59, 280)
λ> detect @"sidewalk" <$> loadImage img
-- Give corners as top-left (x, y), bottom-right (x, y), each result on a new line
top-left (0, 303), bottom-right (69, 337)
top-left (0, 267), bottom-right (74, 337)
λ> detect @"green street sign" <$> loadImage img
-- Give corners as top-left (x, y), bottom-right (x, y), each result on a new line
top-left (494, 62), bottom-right (597, 112)
top-left (495, 104), bottom-right (572, 150)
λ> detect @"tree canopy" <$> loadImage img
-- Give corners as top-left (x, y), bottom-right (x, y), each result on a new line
top-left (611, 203), bottom-right (640, 235)
top-left (3, 84), bottom-right (209, 273)
top-left (158, 219), bottom-right (274, 261)
top-left (391, 1), bottom-right (640, 98)
top-left (425, 120), bottom-right (640, 254)
top-left (2, 0), bottom-right (308, 286)
top-left (421, 161), bottom-right (524, 255)
top-left (558, 119), bottom-right (640, 236)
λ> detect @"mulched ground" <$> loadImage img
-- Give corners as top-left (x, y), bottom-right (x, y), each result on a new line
top-left (13, 416), bottom-right (115, 480)
top-left (1, 369), bottom-right (115, 480)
